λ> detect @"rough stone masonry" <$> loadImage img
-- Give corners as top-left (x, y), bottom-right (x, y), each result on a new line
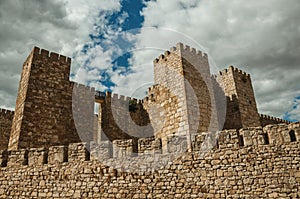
top-left (0, 43), bottom-right (298, 198)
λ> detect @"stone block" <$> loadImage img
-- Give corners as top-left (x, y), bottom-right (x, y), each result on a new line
top-left (28, 147), bottom-right (47, 166)
top-left (90, 141), bottom-right (112, 161)
top-left (113, 139), bottom-right (133, 158)
top-left (7, 149), bottom-right (28, 166)
top-left (167, 135), bottom-right (187, 154)
top-left (138, 137), bottom-right (162, 154)
top-left (48, 145), bottom-right (68, 164)
top-left (68, 142), bottom-right (90, 162)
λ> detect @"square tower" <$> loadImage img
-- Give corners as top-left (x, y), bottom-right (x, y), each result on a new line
top-left (8, 47), bottom-right (83, 150)
top-left (217, 66), bottom-right (260, 129)
top-left (145, 43), bottom-right (219, 151)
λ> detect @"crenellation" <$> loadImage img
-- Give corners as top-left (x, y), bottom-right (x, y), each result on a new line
top-left (166, 135), bottom-right (188, 153)
top-left (28, 147), bottom-right (47, 166)
top-left (112, 139), bottom-right (133, 158)
top-left (217, 129), bottom-right (240, 149)
top-left (48, 145), bottom-right (68, 164)
top-left (169, 46), bottom-right (177, 52)
top-left (105, 91), bottom-right (112, 98)
top-left (164, 50), bottom-right (171, 56)
top-left (7, 149), bottom-right (28, 167)
top-left (0, 108), bottom-right (14, 117)
top-left (32, 46), bottom-right (71, 64)
top-left (90, 141), bottom-right (112, 161)
top-left (190, 47), bottom-right (196, 53)
top-left (138, 137), bottom-right (162, 154)
top-left (263, 124), bottom-right (289, 145)
top-left (1, 124), bottom-right (299, 168)
top-left (50, 52), bottom-right (59, 60)
top-left (40, 48), bottom-right (50, 56)
top-left (260, 114), bottom-right (290, 127)
top-left (183, 44), bottom-right (191, 51)
top-left (68, 142), bottom-right (90, 162)
top-left (0, 139), bottom-right (298, 198)
top-left (112, 93), bottom-right (118, 99)
top-left (119, 95), bottom-right (125, 101)
top-left (107, 92), bottom-right (132, 103)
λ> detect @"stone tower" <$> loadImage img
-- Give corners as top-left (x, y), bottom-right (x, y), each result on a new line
top-left (8, 47), bottom-right (82, 150)
top-left (217, 66), bottom-right (260, 129)
top-left (145, 43), bottom-right (219, 151)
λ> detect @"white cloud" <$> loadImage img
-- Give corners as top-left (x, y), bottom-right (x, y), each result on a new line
top-left (113, 0), bottom-right (300, 119)
top-left (0, 0), bottom-right (121, 109)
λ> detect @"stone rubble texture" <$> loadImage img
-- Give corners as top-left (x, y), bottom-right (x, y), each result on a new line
top-left (0, 43), bottom-right (298, 198)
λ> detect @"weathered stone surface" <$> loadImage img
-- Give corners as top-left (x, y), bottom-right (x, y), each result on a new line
top-left (0, 137), bottom-right (298, 198)
top-left (0, 109), bottom-right (14, 150)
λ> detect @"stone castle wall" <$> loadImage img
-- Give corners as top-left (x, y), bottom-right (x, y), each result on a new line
top-left (0, 123), bottom-right (299, 198)
top-left (260, 114), bottom-right (291, 127)
top-left (0, 109), bottom-right (14, 150)
top-left (98, 92), bottom-right (153, 152)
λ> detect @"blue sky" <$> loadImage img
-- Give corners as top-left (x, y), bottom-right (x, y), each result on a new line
top-left (0, 0), bottom-right (299, 122)
top-left (74, 0), bottom-right (147, 91)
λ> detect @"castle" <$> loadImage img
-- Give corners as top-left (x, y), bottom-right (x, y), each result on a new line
top-left (0, 43), bottom-right (299, 198)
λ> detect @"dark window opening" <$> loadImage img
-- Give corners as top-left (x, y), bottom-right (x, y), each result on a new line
top-left (289, 130), bottom-right (297, 142)
top-left (263, 133), bottom-right (269, 145)
top-left (239, 135), bottom-right (245, 147)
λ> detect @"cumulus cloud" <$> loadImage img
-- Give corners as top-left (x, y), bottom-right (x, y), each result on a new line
top-left (118, 0), bottom-right (300, 119)
top-left (0, 0), bottom-right (121, 109)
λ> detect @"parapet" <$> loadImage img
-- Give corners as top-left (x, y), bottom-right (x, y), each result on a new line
top-left (0, 108), bottom-right (14, 119)
top-left (153, 42), bottom-right (207, 64)
top-left (218, 65), bottom-right (250, 78)
top-left (1, 123), bottom-right (298, 168)
top-left (260, 114), bottom-right (291, 127)
top-left (31, 46), bottom-right (71, 64)
top-left (71, 82), bottom-right (96, 93)
top-left (104, 91), bottom-right (143, 105)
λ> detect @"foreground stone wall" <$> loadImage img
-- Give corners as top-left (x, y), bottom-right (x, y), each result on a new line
top-left (0, 123), bottom-right (299, 198)
top-left (0, 109), bottom-right (14, 150)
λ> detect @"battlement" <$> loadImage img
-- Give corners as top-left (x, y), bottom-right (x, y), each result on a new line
top-left (31, 46), bottom-right (71, 64)
top-left (0, 108), bottom-right (14, 118)
top-left (73, 82), bottom-right (95, 92)
top-left (153, 42), bottom-right (207, 64)
top-left (104, 91), bottom-right (143, 105)
top-left (218, 65), bottom-right (250, 78)
top-left (147, 84), bottom-right (159, 92)
top-left (143, 84), bottom-right (160, 102)
top-left (1, 123), bottom-right (299, 169)
top-left (260, 114), bottom-right (291, 124)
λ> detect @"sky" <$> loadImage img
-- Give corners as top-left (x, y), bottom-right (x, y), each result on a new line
top-left (0, 0), bottom-right (299, 122)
